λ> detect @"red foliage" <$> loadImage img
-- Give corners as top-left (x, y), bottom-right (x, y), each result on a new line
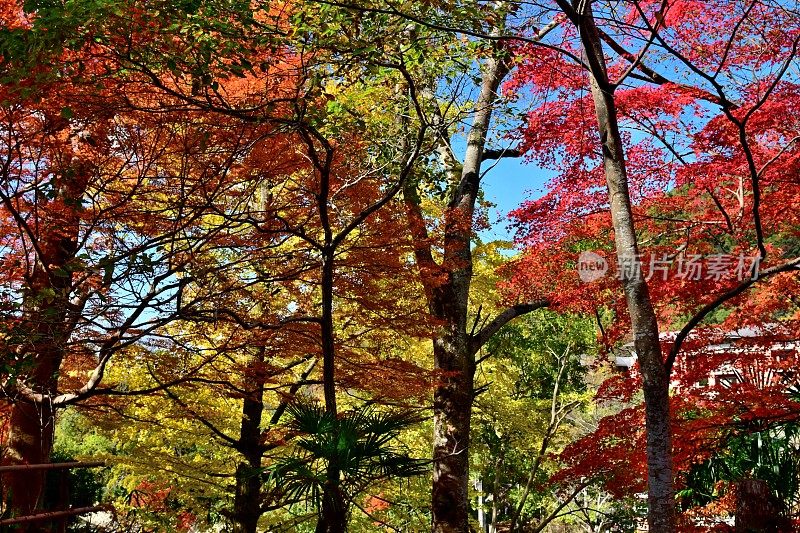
top-left (507, 0), bottom-right (800, 520)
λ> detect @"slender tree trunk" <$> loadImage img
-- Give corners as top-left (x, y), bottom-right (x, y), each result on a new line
top-left (396, 11), bottom-right (557, 532)
top-left (423, 53), bottom-right (510, 533)
top-left (300, 126), bottom-right (347, 532)
top-left (489, 448), bottom-right (503, 533)
top-left (317, 483), bottom-right (347, 533)
top-left (318, 238), bottom-right (346, 533)
top-left (574, 5), bottom-right (676, 530)
top-left (231, 349), bottom-right (267, 533)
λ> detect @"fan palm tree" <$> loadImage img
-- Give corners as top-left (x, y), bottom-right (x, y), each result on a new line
top-left (267, 401), bottom-right (427, 532)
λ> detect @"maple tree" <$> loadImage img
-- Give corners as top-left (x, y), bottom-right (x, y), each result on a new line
top-left (0, 65), bottom-right (241, 518)
top-left (393, 14), bottom-right (563, 533)
top-left (0, 0), bottom-right (313, 522)
top-left (505, 0), bottom-right (800, 529)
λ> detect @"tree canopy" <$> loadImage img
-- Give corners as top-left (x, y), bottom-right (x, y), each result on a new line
top-left (1, 1), bottom-right (800, 532)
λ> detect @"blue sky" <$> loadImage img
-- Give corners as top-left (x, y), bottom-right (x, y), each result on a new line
top-left (479, 155), bottom-right (551, 243)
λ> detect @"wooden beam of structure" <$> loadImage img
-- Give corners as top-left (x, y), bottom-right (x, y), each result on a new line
top-left (0, 461), bottom-right (105, 472)
top-left (0, 505), bottom-right (107, 526)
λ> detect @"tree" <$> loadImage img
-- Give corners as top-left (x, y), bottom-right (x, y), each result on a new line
top-left (470, 309), bottom-right (594, 533)
top-left (270, 402), bottom-right (427, 526)
top-left (507, 1), bottom-right (800, 529)
top-left (397, 13), bottom-right (561, 531)
top-left (86, 115), bottom-right (433, 532)
top-left (42, 7), bottom-right (445, 530)
top-left (0, 0), bottom-right (309, 519)
top-left (0, 68), bottom-right (242, 518)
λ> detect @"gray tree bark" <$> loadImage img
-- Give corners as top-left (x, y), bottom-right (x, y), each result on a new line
top-left (405, 50), bottom-right (547, 532)
top-left (568, 2), bottom-right (677, 530)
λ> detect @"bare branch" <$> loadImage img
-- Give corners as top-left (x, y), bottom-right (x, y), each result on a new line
top-left (470, 301), bottom-right (549, 354)
top-left (480, 147), bottom-right (523, 162)
top-left (665, 257), bottom-right (800, 374)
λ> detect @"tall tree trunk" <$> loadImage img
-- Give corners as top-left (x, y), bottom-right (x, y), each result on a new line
top-left (232, 349), bottom-right (267, 533)
top-left (399, 14), bottom-right (561, 532)
top-left (418, 16), bottom-right (557, 531)
top-left (573, 4), bottom-right (676, 530)
top-left (430, 305), bottom-right (474, 533)
top-left (410, 52), bottom-right (510, 533)
top-left (318, 200), bottom-right (346, 533)
top-left (1, 157), bottom-right (88, 522)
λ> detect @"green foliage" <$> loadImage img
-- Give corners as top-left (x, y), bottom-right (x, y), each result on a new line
top-left (471, 310), bottom-right (597, 529)
top-left (481, 311), bottom-right (592, 400)
top-left (268, 402), bottom-right (428, 512)
top-left (680, 421), bottom-right (800, 515)
top-left (44, 410), bottom-right (116, 530)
